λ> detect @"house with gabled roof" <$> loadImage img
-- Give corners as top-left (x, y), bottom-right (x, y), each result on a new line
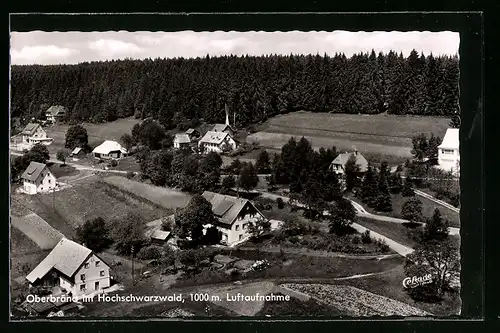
top-left (45, 105), bottom-right (67, 124)
top-left (19, 123), bottom-right (53, 147)
top-left (21, 162), bottom-right (57, 195)
top-left (202, 191), bottom-right (267, 245)
top-left (26, 238), bottom-right (111, 297)
top-left (173, 133), bottom-right (191, 149)
top-left (330, 150), bottom-right (369, 175)
top-left (198, 131), bottom-right (237, 153)
top-left (437, 128), bottom-right (460, 176)
top-left (92, 140), bottom-right (128, 160)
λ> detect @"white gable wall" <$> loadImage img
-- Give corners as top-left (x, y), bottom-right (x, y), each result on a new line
top-left (218, 203), bottom-right (265, 245)
top-left (64, 254), bottom-right (111, 297)
top-left (23, 168), bottom-right (57, 195)
top-left (438, 147), bottom-right (460, 175)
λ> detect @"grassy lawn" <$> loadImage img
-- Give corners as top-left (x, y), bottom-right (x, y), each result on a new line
top-left (355, 217), bottom-right (421, 248)
top-left (11, 214), bottom-right (65, 250)
top-left (10, 177), bottom-right (168, 235)
top-left (48, 163), bottom-right (80, 178)
top-left (44, 117), bottom-right (141, 153)
top-left (349, 193), bottom-right (460, 228)
top-left (111, 157), bottom-right (141, 172)
top-left (248, 112), bottom-right (450, 159)
top-left (338, 265), bottom-right (461, 316)
top-left (102, 175), bottom-right (191, 210)
top-left (173, 250), bottom-right (404, 289)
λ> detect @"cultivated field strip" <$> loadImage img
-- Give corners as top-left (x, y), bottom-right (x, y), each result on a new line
top-left (102, 176), bottom-right (192, 210)
top-left (11, 213), bottom-right (65, 250)
top-left (281, 283), bottom-right (431, 317)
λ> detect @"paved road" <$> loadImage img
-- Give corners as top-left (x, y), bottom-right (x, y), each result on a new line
top-left (10, 151), bottom-right (128, 174)
top-left (260, 191), bottom-right (460, 254)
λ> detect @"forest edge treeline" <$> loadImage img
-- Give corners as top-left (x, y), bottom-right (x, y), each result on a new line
top-left (11, 49), bottom-right (459, 130)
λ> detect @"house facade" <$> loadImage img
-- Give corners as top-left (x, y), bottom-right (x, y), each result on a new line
top-left (330, 151), bottom-right (369, 175)
top-left (437, 128), bottom-right (460, 176)
top-left (45, 106), bottom-right (67, 124)
top-left (202, 191), bottom-right (267, 246)
top-left (26, 238), bottom-right (111, 298)
top-left (198, 131), bottom-right (237, 153)
top-left (19, 123), bottom-right (53, 147)
top-left (92, 140), bottom-right (128, 160)
top-left (173, 133), bottom-right (191, 149)
top-left (21, 162), bottom-right (57, 195)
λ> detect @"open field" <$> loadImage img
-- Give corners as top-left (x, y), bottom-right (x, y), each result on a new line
top-left (355, 217), bottom-right (421, 249)
top-left (43, 117), bottom-right (141, 153)
top-left (102, 176), bottom-right (192, 210)
top-left (11, 213), bottom-right (65, 250)
top-left (10, 176), bottom-right (168, 235)
top-left (248, 112), bottom-right (450, 160)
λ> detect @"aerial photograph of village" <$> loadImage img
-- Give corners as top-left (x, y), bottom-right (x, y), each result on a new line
top-left (9, 29), bottom-right (461, 318)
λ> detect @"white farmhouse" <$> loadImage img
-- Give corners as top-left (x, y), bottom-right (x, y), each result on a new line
top-left (437, 128), bottom-right (460, 176)
top-left (19, 123), bottom-right (53, 147)
top-left (198, 131), bottom-right (237, 153)
top-left (202, 191), bottom-right (267, 246)
top-left (92, 140), bottom-right (128, 160)
top-left (330, 150), bottom-right (369, 175)
top-left (26, 238), bottom-right (111, 298)
top-left (21, 162), bottom-right (57, 195)
top-left (173, 133), bottom-right (191, 149)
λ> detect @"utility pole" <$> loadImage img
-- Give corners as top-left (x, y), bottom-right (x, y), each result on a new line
top-left (52, 184), bottom-right (56, 212)
top-left (131, 245), bottom-right (135, 285)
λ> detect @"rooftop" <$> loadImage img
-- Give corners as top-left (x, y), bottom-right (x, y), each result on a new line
top-left (21, 162), bottom-right (49, 181)
top-left (438, 128), bottom-right (459, 150)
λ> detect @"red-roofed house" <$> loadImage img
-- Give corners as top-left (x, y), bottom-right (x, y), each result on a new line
top-left (26, 238), bottom-right (111, 297)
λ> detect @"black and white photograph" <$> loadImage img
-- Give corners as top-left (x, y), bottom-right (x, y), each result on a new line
top-left (9, 22), bottom-right (463, 319)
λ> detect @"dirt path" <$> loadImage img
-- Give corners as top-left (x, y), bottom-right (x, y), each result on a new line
top-left (238, 245), bottom-right (400, 260)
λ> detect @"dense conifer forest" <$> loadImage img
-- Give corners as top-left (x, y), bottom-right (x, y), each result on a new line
top-left (11, 49), bottom-right (459, 128)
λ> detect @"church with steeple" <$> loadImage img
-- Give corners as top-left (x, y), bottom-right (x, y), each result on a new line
top-left (211, 103), bottom-right (235, 136)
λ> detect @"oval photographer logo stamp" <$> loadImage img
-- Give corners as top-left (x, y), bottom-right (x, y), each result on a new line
top-left (403, 274), bottom-right (433, 289)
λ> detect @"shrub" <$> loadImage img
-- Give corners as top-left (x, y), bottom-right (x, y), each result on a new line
top-left (276, 197), bottom-right (285, 209)
top-left (126, 171), bottom-right (135, 179)
top-left (375, 239), bottom-right (390, 253)
top-left (361, 230), bottom-right (372, 244)
top-left (137, 245), bottom-right (164, 260)
top-left (254, 197), bottom-right (275, 211)
top-left (109, 159), bottom-right (118, 167)
top-left (351, 236), bottom-right (361, 245)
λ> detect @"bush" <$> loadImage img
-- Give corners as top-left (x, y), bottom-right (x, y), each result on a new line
top-left (137, 245), bottom-right (164, 260)
top-left (361, 230), bottom-right (372, 244)
top-left (375, 239), bottom-right (390, 253)
top-left (276, 197), bottom-right (285, 209)
top-left (254, 197), bottom-right (275, 211)
top-left (351, 236), bottom-right (361, 245)
top-left (126, 171), bottom-right (135, 179)
top-left (109, 159), bottom-right (118, 167)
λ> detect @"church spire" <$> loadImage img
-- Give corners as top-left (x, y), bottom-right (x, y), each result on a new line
top-left (225, 103), bottom-right (229, 126)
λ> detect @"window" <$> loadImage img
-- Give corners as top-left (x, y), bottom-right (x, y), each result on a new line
top-left (441, 149), bottom-right (454, 155)
top-left (239, 234), bottom-right (243, 241)
top-left (95, 261), bottom-right (100, 267)
top-left (95, 281), bottom-right (100, 290)
top-left (100, 270), bottom-right (105, 277)
top-left (80, 284), bottom-right (86, 291)
top-left (48, 179), bottom-right (51, 184)
top-left (242, 223), bottom-right (247, 230)
top-left (84, 263), bottom-right (89, 269)
top-left (80, 274), bottom-right (86, 281)
top-left (235, 225), bottom-right (239, 231)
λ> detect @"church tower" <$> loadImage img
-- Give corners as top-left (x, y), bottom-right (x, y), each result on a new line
top-left (225, 103), bottom-right (230, 126)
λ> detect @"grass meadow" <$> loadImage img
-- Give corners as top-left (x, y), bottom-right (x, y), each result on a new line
top-left (247, 112), bottom-right (451, 163)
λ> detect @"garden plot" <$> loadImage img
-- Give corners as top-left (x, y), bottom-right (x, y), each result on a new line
top-left (11, 213), bottom-right (65, 250)
top-left (281, 283), bottom-right (431, 317)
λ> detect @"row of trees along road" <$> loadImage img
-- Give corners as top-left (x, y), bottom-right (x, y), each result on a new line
top-left (12, 50), bottom-right (459, 129)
